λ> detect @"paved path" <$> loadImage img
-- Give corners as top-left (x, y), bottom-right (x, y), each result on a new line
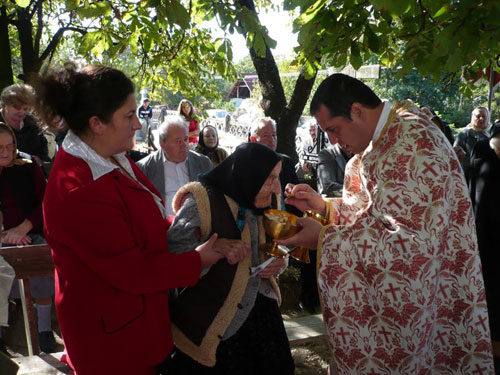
top-left (4, 313), bottom-right (326, 374)
top-left (285, 313), bottom-right (327, 345)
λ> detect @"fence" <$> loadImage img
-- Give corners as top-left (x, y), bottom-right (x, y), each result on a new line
top-left (151, 108), bottom-right (250, 142)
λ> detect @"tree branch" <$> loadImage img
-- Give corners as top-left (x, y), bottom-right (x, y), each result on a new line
top-left (34, 1), bottom-right (43, 57)
top-left (29, 0), bottom-right (43, 19)
top-left (397, 0), bottom-right (429, 39)
top-left (39, 26), bottom-right (87, 62)
top-left (288, 65), bottom-right (316, 114)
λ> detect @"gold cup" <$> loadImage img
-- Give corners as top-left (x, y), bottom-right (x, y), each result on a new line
top-left (288, 210), bottom-right (329, 264)
top-left (261, 209), bottom-right (300, 259)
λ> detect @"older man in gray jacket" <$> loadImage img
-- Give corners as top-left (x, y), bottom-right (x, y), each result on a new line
top-left (137, 115), bottom-right (213, 216)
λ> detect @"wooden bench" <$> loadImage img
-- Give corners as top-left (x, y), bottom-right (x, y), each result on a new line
top-left (0, 244), bottom-right (54, 356)
top-left (7, 352), bottom-right (71, 375)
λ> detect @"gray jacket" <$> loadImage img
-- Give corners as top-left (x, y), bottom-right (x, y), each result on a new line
top-left (136, 150), bottom-right (213, 200)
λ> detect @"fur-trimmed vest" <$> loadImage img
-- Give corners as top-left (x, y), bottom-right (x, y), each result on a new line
top-left (170, 181), bottom-right (281, 367)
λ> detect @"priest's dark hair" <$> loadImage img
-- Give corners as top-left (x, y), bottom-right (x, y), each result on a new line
top-left (310, 73), bottom-right (381, 120)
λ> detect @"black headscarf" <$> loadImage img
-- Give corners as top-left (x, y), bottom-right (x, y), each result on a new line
top-left (197, 125), bottom-right (219, 151)
top-left (199, 142), bottom-right (282, 210)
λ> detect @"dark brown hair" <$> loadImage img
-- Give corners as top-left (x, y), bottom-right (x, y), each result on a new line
top-left (34, 62), bottom-right (135, 136)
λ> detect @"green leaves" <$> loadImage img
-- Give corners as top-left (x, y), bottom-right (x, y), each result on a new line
top-left (162, 0), bottom-right (189, 29)
top-left (364, 25), bottom-right (380, 53)
top-left (350, 41), bottom-right (362, 70)
top-left (14, 0), bottom-right (29, 8)
top-left (292, 0), bottom-right (500, 90)
top-left (76, 2), bottom-right (111, 17)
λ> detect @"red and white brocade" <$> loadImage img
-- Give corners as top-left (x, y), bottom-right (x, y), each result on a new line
top-left (318, 102), bottom-right (494, 375)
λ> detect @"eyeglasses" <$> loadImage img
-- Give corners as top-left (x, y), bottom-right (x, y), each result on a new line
top-left (0, 144), bottom-right (14, 153)
top-left (182, 104), bottom-right (191, 108)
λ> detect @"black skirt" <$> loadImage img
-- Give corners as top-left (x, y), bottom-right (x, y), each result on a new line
top-left (158, 293), bottom-right (295, 375)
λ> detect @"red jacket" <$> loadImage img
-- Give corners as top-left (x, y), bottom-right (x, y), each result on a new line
top-left (43, 148), bottom-right (201, 375)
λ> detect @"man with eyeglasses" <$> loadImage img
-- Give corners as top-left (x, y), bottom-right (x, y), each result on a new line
top-left (249, 117), bottom-right (301, 216)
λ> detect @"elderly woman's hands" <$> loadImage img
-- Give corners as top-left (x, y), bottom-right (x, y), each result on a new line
top-left (196, 234), bottom-right (250, 268)
top-left (257, 258), bottom-right (286, 279)
top-left (212, 238), bottom-right (250, 264)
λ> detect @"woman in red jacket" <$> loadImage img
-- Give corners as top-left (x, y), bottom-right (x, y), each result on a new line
top-left (178, 99), bottom-right (199, 148)
top-left (35, 63), bottom-right (247, 375)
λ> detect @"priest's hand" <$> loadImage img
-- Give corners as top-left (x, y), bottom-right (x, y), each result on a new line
top-left (284, 183), bottom-right (326, 216)
top-left (276, 217), bottom-right (322, 249)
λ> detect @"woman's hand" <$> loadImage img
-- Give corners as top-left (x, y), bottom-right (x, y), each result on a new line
top-left (196, 234), bottom-right (249, 268)
top-left (2, 230), bottom-right (32, 245)
top-left (212, 238), bottom-right (250, 265)
top-left (258, 258), bottom-right (286, 279)
top-left (284, 183), bottom-right (326, 215)
top-left (276, 217), bottom-right (323, 249)
top-left (2, 220), bottom-right (33, 246)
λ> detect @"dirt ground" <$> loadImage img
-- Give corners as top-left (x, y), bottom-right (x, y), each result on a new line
top-left (4, 301), bottom-right (333, 374)
top-left (292, 339), bottom-right (332, 375)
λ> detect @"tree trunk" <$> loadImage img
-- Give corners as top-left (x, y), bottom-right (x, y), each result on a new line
top-left (16, 7), bottom-right (40, 81)
top-left (237, 0), bottom-right (317, 160)
top-left (279, 70), bottom-right (317, 158)
top-left (0, 6), bottom-right (13, 90)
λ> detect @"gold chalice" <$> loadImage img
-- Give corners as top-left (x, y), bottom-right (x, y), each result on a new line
top-left (261, 209), bottom-right (300, 259)
top-left (288, 210), bottom-right (329, 264)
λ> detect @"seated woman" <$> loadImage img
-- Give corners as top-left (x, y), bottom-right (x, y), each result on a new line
top-left (164, 142), bottom-right (295, 375)
top-left (194, 125), bottom-right (228, 166)
top-left (0, 123), bottom-right (56, 353)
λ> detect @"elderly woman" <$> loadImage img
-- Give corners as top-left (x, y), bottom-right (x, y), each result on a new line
top-left (469, 121), bottom-right (500, 373)
top-left (0, 84), bottom-right (48, 163)
top-left (36, 63), bottom-right (247, 375)
top-left (0, 123), bottom-right (55, 353)
top-left (194, 125), bottom-right (228, 166)
top-left (163, 142), bottom-right (295, 375)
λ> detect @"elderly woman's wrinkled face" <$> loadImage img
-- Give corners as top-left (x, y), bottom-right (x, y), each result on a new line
top-left (203, 127), bottom-right (218, 148)
top-left (3, 103), bottom-right (28, 128)
top-left (0, 132), bottom-right (15, 167)
top-left (472, 109), bottom-right (488, 130)
top-left (254, 161), bottom-right (282, 208)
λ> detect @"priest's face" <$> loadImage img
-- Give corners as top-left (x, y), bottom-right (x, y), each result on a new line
top-left (314, 104), bottom-right (371, 154)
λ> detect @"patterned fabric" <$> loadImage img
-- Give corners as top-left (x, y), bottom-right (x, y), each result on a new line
top-left (318, 102), bottom-right (494, 375)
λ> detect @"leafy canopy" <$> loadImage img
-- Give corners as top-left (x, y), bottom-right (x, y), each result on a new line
top-left (289, 0), bottom-right (500, 82)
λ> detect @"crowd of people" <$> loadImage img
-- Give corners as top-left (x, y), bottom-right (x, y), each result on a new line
top-left (0, 63), bottom-right (498, 375)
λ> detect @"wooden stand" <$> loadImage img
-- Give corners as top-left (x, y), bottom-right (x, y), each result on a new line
top-left (0, 244), bottom-right (54, 356)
